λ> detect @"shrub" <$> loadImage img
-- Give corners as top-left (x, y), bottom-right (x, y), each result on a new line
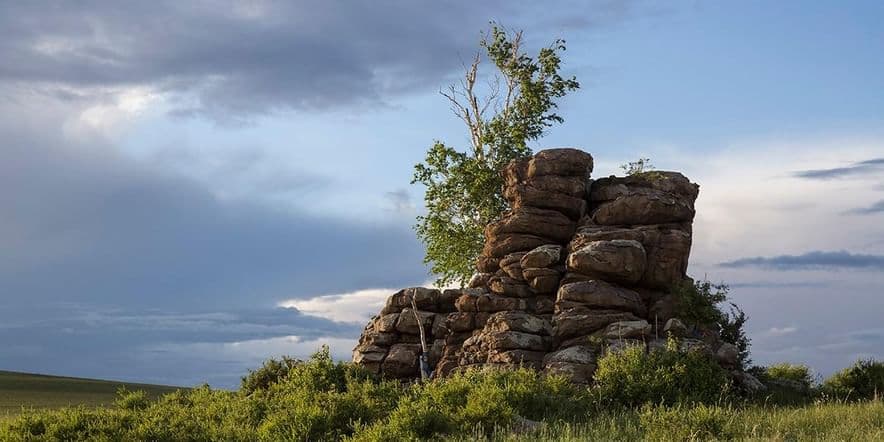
top-left (2, 407), bottom-right (134, 441)
top-left (593, 339), bottom-right (732, 407)
top-left (672, 279), bottom-right (752, 368)
top-left (240, 355), bottom-right (301, 394)
top-left (765, 363), bottom-right (815, 389)
top-left (353, 368), bottom-right (592, 440)
top-left (254, 346), bottom-right (401, 441)
top-left (114, 387), bottom-right (150, 411)
top-left (822, 359), bottom-right (884, 401)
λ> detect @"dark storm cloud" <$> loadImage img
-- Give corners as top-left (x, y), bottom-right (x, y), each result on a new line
top-left (720, 250), bottom-right (884, 271)
top-left (0, 128), bottom-right (428, 311)
top-left (0, 124), bottom-right (414, 385)
top-left (793, 158), bottom-right (884, 180)
top-left (0, 1), bottom-right (642, 122)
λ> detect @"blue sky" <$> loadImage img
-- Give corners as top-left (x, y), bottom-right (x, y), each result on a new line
top-left (1, 1), bottom-right (882, 388)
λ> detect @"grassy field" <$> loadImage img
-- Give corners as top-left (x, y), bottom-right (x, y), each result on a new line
top-left (452, 401), bottom-right (884, 441)
top-left (0, 370), bottom-right (182, 420)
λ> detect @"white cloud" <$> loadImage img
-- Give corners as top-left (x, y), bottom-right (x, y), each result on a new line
top-left (765, 326), bottom-right (798, 337)
top-left (278, 279), bottom-right (455, 324)
top-left (72, 86), bottom-right (159, 137)
top-left (280, 288), bottom-right (394, 323)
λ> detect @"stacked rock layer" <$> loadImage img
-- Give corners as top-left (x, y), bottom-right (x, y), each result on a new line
top-left (353, 148), bottom-right (740, 384)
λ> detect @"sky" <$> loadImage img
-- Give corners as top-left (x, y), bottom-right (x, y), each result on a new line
top-left (1, 0), bottom-right (883, 388)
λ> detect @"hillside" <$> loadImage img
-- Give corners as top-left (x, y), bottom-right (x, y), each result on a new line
top-left (0, 370), bottom-right (182, 418)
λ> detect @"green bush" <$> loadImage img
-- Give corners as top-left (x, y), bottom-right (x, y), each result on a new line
top-left (822, 359), bottom-right (884, 401)
top-left (114, 387), bottom-right (150, 411)
top-left (765, 363), bottom-right (815, 389)
top-left (592, 339), bottom-right (732, 407)
top-left (672, 279), bottom-right (752, 368)
top-left (353, 368), bottom-right (592, 441)
top-left (240, 355), bottom-right (301, 394)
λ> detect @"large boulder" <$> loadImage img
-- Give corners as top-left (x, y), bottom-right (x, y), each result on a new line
top-left (483, 331), bottom-right (548, 351)
top-left (521, 244), bottom-right (563, 268)
top-left (487, 349), bottom-right (545, 368)
top-left (382, 343), bottom-right (421, 377)
top-left (636, 226), bottom-right (692, 289)
top-left (510, 185), bottom-right (587, 220)
top-left (589, 172), bottom-right (698, 226)
top-left (527, 148), bottom-right (594, 178)
top-left (489, 276), bottom-right (534, 298)
top-left (523, 267), bottom-right (561, 293)
top-left (483, 233), bottom-right (554, 258)
top-left (567, 239), bottom-right (647, 285)
top-left (484, 311), bottom-right (552, 336)
top-left (487, 207), bottom-right (577, 243)
top-left (600, 320), bottom-right (652, 339)
top-left (553, 310), bottom-right (641, 339)
top-left (381, 287), bottom-right (440, 314)
top-left (569, 225), bottom-right (691, 289)
top-left (556, 280), bottom-right (646, 316)
top-left (543, 345), bottom-right (598, 384)
top-left (591, 171), bottom-right (698, 201)
top-left (476, 294), bottom-right (528, 312)
top-left (395, 308), bottom-right (435, 335)
top-left (374, 313), bottom-right (400, 333)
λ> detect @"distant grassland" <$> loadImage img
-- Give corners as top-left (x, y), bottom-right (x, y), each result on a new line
top-left (0, 370), bottom-right (182, 419)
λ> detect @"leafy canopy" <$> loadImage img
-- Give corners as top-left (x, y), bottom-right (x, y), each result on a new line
top-left (412, 25), bottom-right (579, 286)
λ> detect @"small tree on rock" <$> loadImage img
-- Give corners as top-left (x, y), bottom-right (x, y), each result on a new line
top-left (412, 25), bottom-right (579, 286)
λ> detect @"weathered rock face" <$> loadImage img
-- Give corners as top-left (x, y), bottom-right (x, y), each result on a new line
top-left (353, 148), bottom-right (739, 384)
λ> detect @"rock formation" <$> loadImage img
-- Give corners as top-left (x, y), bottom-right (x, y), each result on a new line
top-left (353, 148), bottom-right (745, 385)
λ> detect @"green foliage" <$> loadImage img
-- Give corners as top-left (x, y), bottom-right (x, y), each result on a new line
top-left (822, 359), bottom-right (884, 401)
top-left (765, 363), bottom-right (815, 389)
top-left (354, 368), bottom-right (590, 441)
top-left (4, 348), bottom-right (884, 441)
top-left (672, 279), bottom-right (728, 326)
top-left (114, 388), bottom-right (148, 411)
top-left (255, 347), bottom-right (400, 441)
top-left (620, 157), bottom-right (654, 175)
top-left (413, 25), bottom-right (579, 286)
top-left (240, 355), bottom-right (301, 395)
top-left (672, 279), bottom-right (752, 368)
top-left (592, 339), bottom-right (732, 407)
top-left (718, 303), bottom-right (751, 368)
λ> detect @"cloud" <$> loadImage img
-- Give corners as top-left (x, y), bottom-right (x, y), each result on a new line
top-left (0, 1), bottom-right (642, 122)
top-left (0, 119), bottom-right (429, 311)
top-left (765, 326), bottom-right (798, 337)
top-left (0, 303), bottom-right (362, 388)
top-left (729, 281), bottom-right (830, 289)
top-left (720, 251), bottom-right (884, 271)
top-left (844, 199), bottom-right (884, 215)
top-left (384, 189), bottom-right (417, 214)
top-left (280, 288), bottom-right (395, 323)
top-left (793, 157), bottom-right (884, 180)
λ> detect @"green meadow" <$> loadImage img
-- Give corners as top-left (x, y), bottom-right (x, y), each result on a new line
top-left (0, 370), bottom-right (181, 421)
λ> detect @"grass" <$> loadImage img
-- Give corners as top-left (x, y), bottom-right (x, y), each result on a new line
top-left (0, 370), bottom-right (182, 420)
top-left (454, 401), bottom-right (884, 441)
